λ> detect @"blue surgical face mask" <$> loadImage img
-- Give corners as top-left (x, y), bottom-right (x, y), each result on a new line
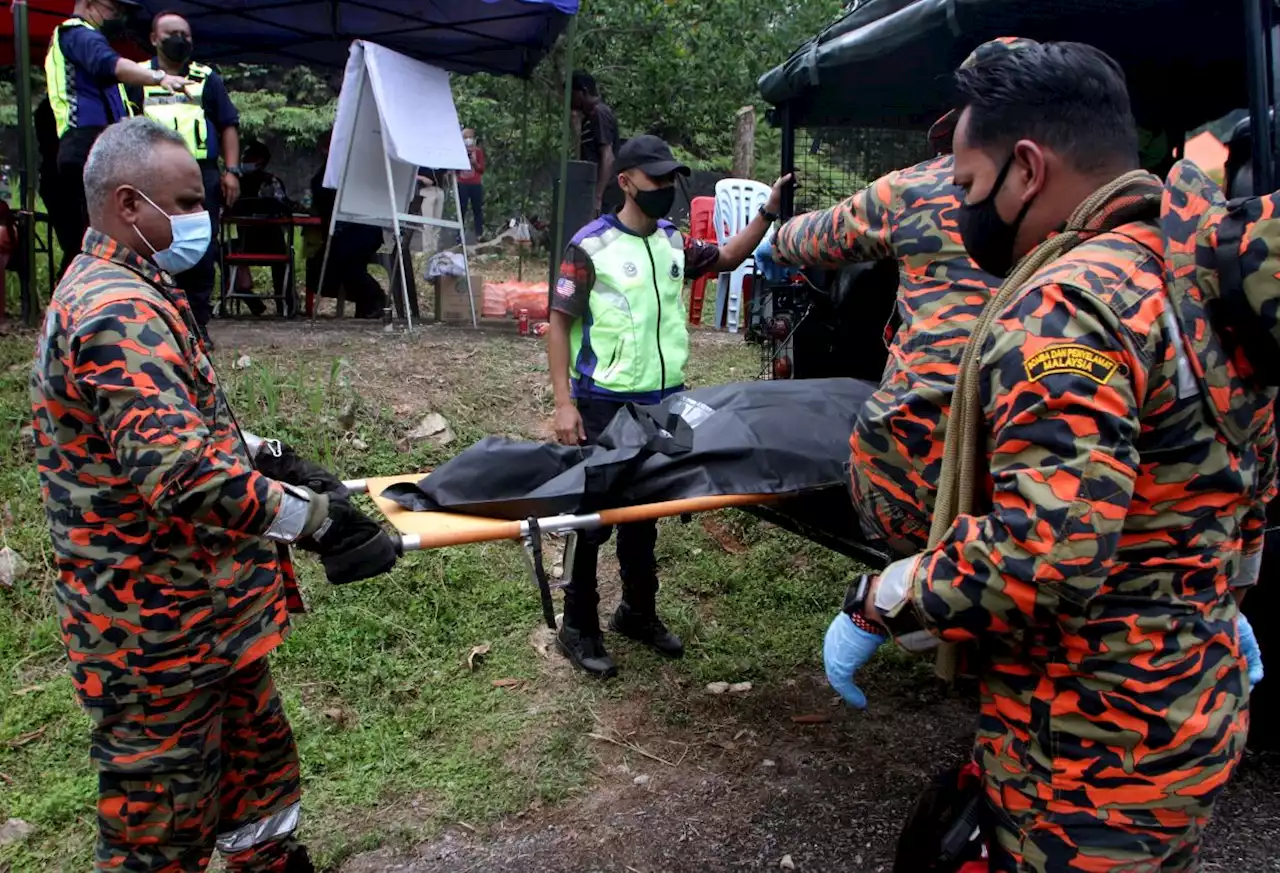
top-left (133, 189), bottom-right (211, 275)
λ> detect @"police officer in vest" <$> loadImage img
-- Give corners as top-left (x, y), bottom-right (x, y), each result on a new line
top-left (46, 0), bottom-right (191, 279)
top-left (144, 11), bottom-right (242, 342)
top-left (547, 134), bottom-right (792, 677)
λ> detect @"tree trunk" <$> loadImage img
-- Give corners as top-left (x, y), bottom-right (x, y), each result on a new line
top-left (733, 106), bottom-right (756, 179)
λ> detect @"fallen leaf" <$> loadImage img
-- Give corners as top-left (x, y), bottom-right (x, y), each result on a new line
top-left (406, 412), bottom-right (456, 447)
top-left (632, 774), bottom-right (651, 786)
top-left (233, 354), bottom-right (252, 370)
top-left (0, 818), bottom-right (33, 847)
top-left (700, 517), bottom-right (748, 554)
top-left (729, 682), bottom-right (753, 693)
top-left (467, 644), bottom-right (491, 671)
top-left (0, 548), bottom-right (28, 589)
top-left (320, 708), bottom-right (347, 727)
top-left (705, 681), bottom-right (730, 695)
top-left (6, 726), bottom-right (47, 748)
top-left (0, 772), bottom-right (14, 784)
top-left (491, 678), bottom-right (523, 689)
top-left (13, 685), bottom-right (44, 697)
top-left (790, 714), bottom-right (831, 725)
top-left (780, 854), bottom-right (795, 870)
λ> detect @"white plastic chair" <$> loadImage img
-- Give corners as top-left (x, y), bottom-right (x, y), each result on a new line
top-left (713, 178), bottom-right (770, 333)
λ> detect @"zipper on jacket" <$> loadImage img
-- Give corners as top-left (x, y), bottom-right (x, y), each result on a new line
top-left (643, 237), bottom-right (667, 394)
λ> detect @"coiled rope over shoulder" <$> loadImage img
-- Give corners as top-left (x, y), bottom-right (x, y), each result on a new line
top-left (927, 169), bottom-right (1162, 681)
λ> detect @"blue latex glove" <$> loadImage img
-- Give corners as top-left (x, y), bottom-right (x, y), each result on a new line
top-left (1239, 613), bottom-right (1264, 689)
top-left (823, 611), bottom-right (889, 709)
top-left (753, 233), bottom-right (795, 284)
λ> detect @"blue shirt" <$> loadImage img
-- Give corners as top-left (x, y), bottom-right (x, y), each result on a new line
top-left (147, 59), bottom-right (240, 165)
top-left (57, 20), bottom-right (125, 130)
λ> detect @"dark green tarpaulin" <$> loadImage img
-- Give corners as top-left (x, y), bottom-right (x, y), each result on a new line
top-left (758, 0), bottom-right (1252, 136)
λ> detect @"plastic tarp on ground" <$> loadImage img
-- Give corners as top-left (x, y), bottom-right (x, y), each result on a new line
top-left (1, 0), bottom-right (577, 74)
top-left (758, 0), bottom-right (1251, 135)
top-left (383, 378), bottom-right (875, 520)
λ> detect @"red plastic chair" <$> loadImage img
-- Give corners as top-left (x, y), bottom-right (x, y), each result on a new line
top-left (688, 196), bottom-right (716, 325)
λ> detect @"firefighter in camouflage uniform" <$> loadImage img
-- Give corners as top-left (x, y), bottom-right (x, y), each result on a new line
top-left (30, 118), bottom-right (400, 873)
top-left (765, 131), bottom-right (1008, 556)
top-left (827, 41), bottom-right (1275, 871)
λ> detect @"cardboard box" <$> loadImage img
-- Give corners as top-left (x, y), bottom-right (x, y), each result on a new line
top-left (435, 273), bottom-right (483, 324)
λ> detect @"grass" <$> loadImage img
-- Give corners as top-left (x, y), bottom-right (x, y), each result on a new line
top-left (0, 325), bottom-right (869, 871)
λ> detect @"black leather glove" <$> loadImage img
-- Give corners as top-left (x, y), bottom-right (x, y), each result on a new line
top-left (255, 441), bottom-right (348, 501)
top-left (299, 500), bottom-right (400, 584)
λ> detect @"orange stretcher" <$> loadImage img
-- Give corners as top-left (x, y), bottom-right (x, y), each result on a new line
top-left (344, 475), bottom-right (784, 628)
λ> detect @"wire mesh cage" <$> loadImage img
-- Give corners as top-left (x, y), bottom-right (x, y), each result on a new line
top-left (758, 125), bottom-right (934, 380)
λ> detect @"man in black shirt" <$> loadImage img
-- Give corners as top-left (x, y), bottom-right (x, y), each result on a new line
top-left (571, 71), bottom-right (619, 215)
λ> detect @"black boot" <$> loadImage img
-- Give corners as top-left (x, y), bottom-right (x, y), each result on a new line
top-left (557, 620), bottom-right (618, 679)
top-left (609, 603), bottom-right (684, 658)
top-left (285, 846), bottom-right (316, 873)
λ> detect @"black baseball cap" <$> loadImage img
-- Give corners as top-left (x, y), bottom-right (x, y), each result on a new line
top-left (614, 135), bottom-right (691, 178)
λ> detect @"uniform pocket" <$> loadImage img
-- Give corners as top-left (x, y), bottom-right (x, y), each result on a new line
top-left (87, 694), bottom-right (218, 849)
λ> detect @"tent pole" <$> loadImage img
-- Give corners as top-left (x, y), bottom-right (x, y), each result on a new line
top-left (517, 77), bottom-right (530, 282)
top-left (14, 0), bottom-right (39, 325)
top-left (549, 14), bottom-right (578, 295)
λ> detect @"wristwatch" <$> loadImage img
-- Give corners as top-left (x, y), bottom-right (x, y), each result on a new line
top-left (758, 204), bottom-right (779, 223)
top-left (151, 68), bottom-right (165, 85)
top-left (842, 573), bottom-right (887, 635)
top-left (224, 165), bottom-right (242, 177)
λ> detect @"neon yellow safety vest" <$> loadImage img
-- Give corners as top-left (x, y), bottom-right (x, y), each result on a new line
top-left (569, 219), bottom-right (690, 399)
top-left (45, 17), bottom-right (133, 138)
top-left (143, 61), bottom-right (212, 160)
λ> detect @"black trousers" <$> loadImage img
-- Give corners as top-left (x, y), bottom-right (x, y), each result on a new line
top-left (306, 224), bottom-right (386, 318)
top-left (55, 128), bottom-right (102, 280)
top-left (172, 163), bottom-right (223, 329)
top-left (563, 398), bottom-right (660, 633)
top-left (458, 183), bottom-right (484, 238)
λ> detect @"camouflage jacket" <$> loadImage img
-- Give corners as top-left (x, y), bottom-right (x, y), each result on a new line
top-left (875, 181), bottom-right (1274, 821)
top-left (773, 155), bottom-right (1000, 550)
top-left (31, 230), bottom-right (293, 704)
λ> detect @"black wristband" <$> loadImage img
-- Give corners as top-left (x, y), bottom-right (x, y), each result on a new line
top-left (842, 574), bottom-right (872, 618)
top-left (758, 204), bottom-right (779, 223)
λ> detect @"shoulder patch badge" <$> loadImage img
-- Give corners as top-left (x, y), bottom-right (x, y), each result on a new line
top-left (1024, 343), bottom-right (1120, 385)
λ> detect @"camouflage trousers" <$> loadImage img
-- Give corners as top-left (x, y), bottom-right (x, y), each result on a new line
top-left (83, 656), bottom-right (302, 873)
top-left (984, 799), bottom-right (1208, 872)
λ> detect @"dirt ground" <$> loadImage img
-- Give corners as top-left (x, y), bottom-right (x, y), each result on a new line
top-left (209, 321), bottom-right (1280, 872)
top-left (338, 669), bottom-right (1280, 873)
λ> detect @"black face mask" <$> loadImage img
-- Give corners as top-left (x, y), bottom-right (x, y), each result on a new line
top-left (632, 185), bottom-right (676, 220)
top-left (160, 35), bottom-right (194, 65)
top-left (957, 154), bottom-right (1034, 278)
top-left (99, 14), bottom-right (127, 40)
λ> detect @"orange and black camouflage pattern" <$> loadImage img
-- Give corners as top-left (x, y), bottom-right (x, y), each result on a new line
top-left (30, 230), bottom-right (294, 704)
top-left (895, 178), bottom-right (1274, 870)
top-left (773, 155), bottom-right (1000, 551)
top-left (86, 656), bottom-right (301, 872)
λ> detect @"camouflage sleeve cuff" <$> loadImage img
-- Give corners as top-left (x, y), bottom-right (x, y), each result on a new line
top-left (872, 554), bottom-right (937, 652)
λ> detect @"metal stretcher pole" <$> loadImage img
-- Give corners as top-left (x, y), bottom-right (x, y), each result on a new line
top-left (341, 480), bottom-right (778, 630)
